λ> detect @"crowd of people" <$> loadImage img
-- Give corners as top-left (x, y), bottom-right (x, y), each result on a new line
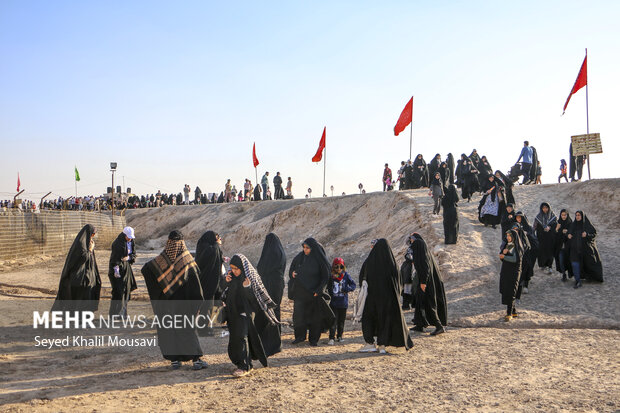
top-left (52, 225), bottom-right (447, 377)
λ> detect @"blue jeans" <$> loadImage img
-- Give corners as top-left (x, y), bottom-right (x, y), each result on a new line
top-left (571, 261), bottom-right (581, 282)
top-left (262, 184), bottom-right (268, 200)
top-left (520, 163), bottom-right (532, 183)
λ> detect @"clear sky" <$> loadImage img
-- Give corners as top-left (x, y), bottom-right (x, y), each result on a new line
top-left (1, 1), bottom-right (618, 201)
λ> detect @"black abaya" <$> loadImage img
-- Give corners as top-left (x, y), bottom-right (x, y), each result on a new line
top-left (255, 233), bottom-right (286, 355)
top-left (533, 202), bottom-right (557, 268)
top-left (411, 234), bottom-right (448, 329)
top-left (195, 231), bottom-right (224, 300)
top-left (499, 230), bottom-right (523, 307)
top-left (359, 239), bottom-right (413, 349)
top-left (567, 212), bottom-right (603, 282)
top-left (441, 185), bottom-right (459, 244)
top-left (108, 232), bottom-right (137, 317)
top-left (52, 224), bottom-right (102, 312)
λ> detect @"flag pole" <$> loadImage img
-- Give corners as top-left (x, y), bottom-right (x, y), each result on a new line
top-left (585, 48), bottom-right (591, 180)
top-left (409, 95), bottom-right (413, 160)
top-left (323, 145), bottom-right (326, 197)
top-left (255, 167), bottom-right (258, 197)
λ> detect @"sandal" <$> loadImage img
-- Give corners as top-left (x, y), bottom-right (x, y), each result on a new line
top-left (233, 369), bottom-right (250, 378)
top-left (171, 361), bottom-right (181, 370)
top-left (504, 315), bottom-right (512, 322)
top-left (193, 359), bottom-right (208, 370)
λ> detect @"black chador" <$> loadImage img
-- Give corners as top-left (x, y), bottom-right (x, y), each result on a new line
top-left (290, 238), bottom-right (334, 345)
top-left (501, 203), bottom-right (516, 241)
top-left (52, 224), bottom-right (102, 313)
top-left (108, 230), bottom-right (137, 317)
top-left (446, 153), bottom-right (456, 185)
top-left (461, 158), bottom-right (480, 201)
top-left (533, 202), bottom-right (558, 270)
top-left (428, 154), bottom-right (442, 178)
top-left (256, 233), bottom-right (287, 356)
top-left (499, 229), bottom-right (523, 318)
top-left (141, 231), bottom-right (205, 368)
top-left (514, 212), bottom-right (538, 291)
top-left (253, 185), bottom-right (262, 201)
top-left (442, 185), bottom-right (459, 244)
top-left (554, 209), bottom-right (573, 280)
top-left (359, 239), bottom-right (413, 349)
top-left (478, 156), bottom-right (493, 182)
top-left (413, 154), bottom-right (429, 188)
top-left (224, 254), bottom-right (280, 373)
top-left (195, 230), bottom-right (225, 335)
top-left (411, 234), bottom-right (448, 335)
top-left (495, 170), bottom-right (515, 205)
top-left (478, 176), bottom-right (503, 227)
top-left (567, 211), bottom-right (603, 282)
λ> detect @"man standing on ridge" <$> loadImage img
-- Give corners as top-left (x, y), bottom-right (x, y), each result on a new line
top-left (261, 172), bottom-right (270, 201)
top-left (516, 141), bottom-right (533, 185)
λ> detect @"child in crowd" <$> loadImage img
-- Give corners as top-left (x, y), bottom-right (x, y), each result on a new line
top-left (558, 159), bottom-right (568, 183)
top-left (535, 161), bottom-right (542, 184)
top-left (327, 258), bottom-right (356, 345)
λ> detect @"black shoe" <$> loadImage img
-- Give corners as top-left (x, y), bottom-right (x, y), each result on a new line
top-left (562, 273), bottom-right (567, 282)
top-left (574, 281), bottom-right (582, 289)
top-left (430, 326), bottom-right (446, 336)
top-left (410, 325), bottom-right (425, 332)
top-left (291, 339), bottom-right (305, 344)
top-left (309, 342), bottom-right (318, 347)
top-left (492, 225), bottom-right (496, 229)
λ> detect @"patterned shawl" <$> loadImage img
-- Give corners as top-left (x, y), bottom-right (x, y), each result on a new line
top-left (151, 239), bottom-right (198, 297)
top-left (235, 254), bottom-right (280, 325)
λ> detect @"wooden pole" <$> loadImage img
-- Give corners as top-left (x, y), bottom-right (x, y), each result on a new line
top-left (323, 145), bottom-right (326, 197)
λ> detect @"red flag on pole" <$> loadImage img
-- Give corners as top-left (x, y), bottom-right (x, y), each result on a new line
top-left (312, 127), bottom-right (326, 162)
top-left (562, 54), bottom-right (587, 114)
top-left (252, 142), bottom-right (260, 167)
top-left (394, 97), bottom-right (413, 136)
top-left (17, 173), bottom-right (20, 192)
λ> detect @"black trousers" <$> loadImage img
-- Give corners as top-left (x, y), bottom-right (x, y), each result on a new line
top-left (293, 285), bottom-right (322, 344)
top-left (329, 307), bottom-right (347, 339)
top-left (520, 163), bottom-right (532, 183)
top-left (109, 276), bottom-right (129, 317)
top-left (227, 314), bottom-right (252, 371)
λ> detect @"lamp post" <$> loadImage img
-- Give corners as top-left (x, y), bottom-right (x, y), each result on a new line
top-left (110, 162), bottom-right (117, 220)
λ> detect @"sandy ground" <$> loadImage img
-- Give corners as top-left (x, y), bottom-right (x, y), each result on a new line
top-left (0, 179), bottom-right (618, 412)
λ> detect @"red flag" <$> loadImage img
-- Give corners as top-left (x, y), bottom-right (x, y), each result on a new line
top-left (563, 54), bottom-right (587, 114)
top-left (252, 142), bottom-right (259, 168)
top-left (16, 173), bottom-right (20, 192)
top-left (312, 127), bottom-right (326, 162)
top-left (394, 96), bottom-right (413, 136)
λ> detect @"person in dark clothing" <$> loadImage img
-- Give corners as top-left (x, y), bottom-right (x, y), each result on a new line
top-left (290, 238), bottom-right (334, 346)
top-left (413, 154), bottom-right (429, 188)
top-left (141, 231), bottom-right (207, 370)
top-left (428, 154), bottom-right (442, 178)
top-left (446, 153), bottom-right (456, 185)
top-left (358, 238), bottom-right (413, 353)
top-left (495, 170), bottom-right (515, 205)
top-left (499, 229), bottom-right (523, 321)
top-left (461, 158), bottom-right (480, 202)
top-left (469, 149), bottom-right (481, 169)
top-left (255, 233), bottom-right (286, 355)
top-left (442, 185), bottom-right (459, 244)
top-left (554, 209), bottom-right (573, 281)
top-left (273, 172), bottom-right (284, 200)
top-left (567, 211), bottom-right (603, 288)
top-left (558, 159), bottom-right (569, 183)
top-left (399, 239), bottom-right (416, 310)
top-left (478, 175), bottom-right (503, 228)
top-left (52, 224), bottom-right (102, 314)
top-left (455, 154), bottom-right (467, 188)
top-left (410, 233), bottom-right (448, 336)
top-left (516, 140), bottom-right (534, 184)
top-left (478, 156), bottom-right (493, 183)
top-left (327, 258), bottom-right (356, 344)
top-left (253, 184), bottom-right (262, 202)
top-left (404, 160), bottom-right (415, 190)
top-left (108, 226), bottom-right (137, 317)
top-left (224, 254), bottom-right (279, 377)
top-left (533, 202), bottom-right (557, 273)
top-left (383, 163), bottom-right (392, 192)
top-left (429, 172), bottom-right (444, 215)
top-left (569, 143), bottom-right (585, 181)
top-left (514, 212), bottom-right (538, 294)
top-left (501, 203), bottom-right (516, 241)
top-left (438, 162), bottom-right (450, 190)
top-left (195, 230), bottom-right (225, 336)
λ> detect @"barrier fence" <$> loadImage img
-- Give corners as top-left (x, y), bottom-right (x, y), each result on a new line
top-left (0, 210), bottom-right (126, 261)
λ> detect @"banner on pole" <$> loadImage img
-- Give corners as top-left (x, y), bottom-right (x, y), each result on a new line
top-left (571, 133), bottom-right (602, 156)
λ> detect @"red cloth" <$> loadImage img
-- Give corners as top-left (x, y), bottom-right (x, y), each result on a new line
top-left (312, 127), bottom-right (326, 162)
top-left (252, 142), bottom-right (259, 168)
top-left (563, 54), bottom-right (587, 114)
top-left (16, 173), bottom-right (20, 192)
top-left (394, 96), bottom-right (413, 136)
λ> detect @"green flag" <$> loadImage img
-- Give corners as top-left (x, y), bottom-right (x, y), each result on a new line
top-left (74, 166), bottom-right (80, 182)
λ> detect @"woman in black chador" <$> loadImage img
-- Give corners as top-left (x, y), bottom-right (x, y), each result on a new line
top-left (514, 212), bottom-right (538, 294)
top-left (141, 231), bottom-right (207, 370)
top-left (442, 184), bottom-right (459, 244)
top-left (358, 239), bottom-right (413, 353)
top-left (195, 230), bottom-right (225, 335)
top-left (446, 153), bottom-right (456, 185)
top-left (413, 154), bottom-right (429, 188)
top-left (224, 254), bottom-right (279, 378)
top-left (494, 170), bottom-right (515, 205)
top-left (478, 175), bottom-right (504, 228)
top-left (289, 238), bottom-right (334, 346)
top-left (256, 233), bottom-right (287, 355)
top-left (533, 202), bottom-right (557, 274)
top-left (478, 156), bottom-right (493, 182)
top-left (461, 158), bottom-right (480, 202)
top-left (499, 229), bottom-right (524, 321)
top-left (567, 210), bottom-right (603, 288)
top-left (52, 224), bottom-right (102, 312)
top-left (554, 209), bottom-right (573, 282)
top-left (428, 153), bottom-right (442, 178)
top-left (410, 234), bottom-right (448, 335)
top-left (108, 226), bottom-right (137, 317)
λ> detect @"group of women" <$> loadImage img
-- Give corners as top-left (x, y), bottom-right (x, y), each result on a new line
top-left (52, 224), bottom-right (447, 377)
top-left (498, 203), bottom-right (604, 320)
